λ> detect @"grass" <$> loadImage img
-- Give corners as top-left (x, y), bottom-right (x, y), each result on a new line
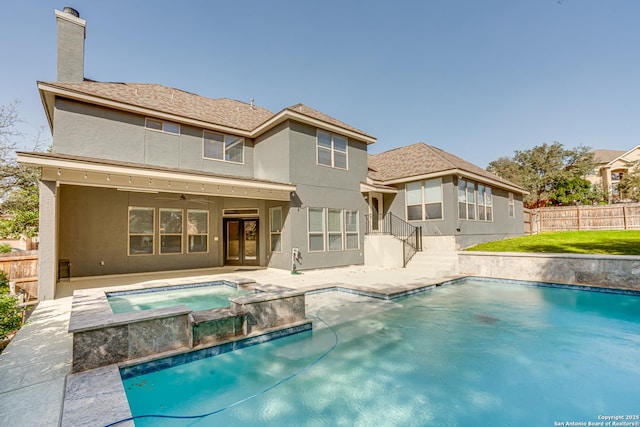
top-left (466, 230), bottom-right (640, 256)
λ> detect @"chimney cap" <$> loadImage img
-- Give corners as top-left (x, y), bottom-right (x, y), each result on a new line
top-left (63, 7), bottom-right (80, 18)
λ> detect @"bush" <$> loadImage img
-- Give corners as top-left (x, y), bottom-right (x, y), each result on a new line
top-left (0, 295), bottom-right (23, 340)
top-left (0, 271), bottom-right (23, 340)
top-left (0, 243), bottom-right (12, 254)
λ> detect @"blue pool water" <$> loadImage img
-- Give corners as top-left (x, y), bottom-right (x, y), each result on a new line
top-left (108, 282), bottom-right (249, 314)
top-left (119, 280), bottom-right (640, 426)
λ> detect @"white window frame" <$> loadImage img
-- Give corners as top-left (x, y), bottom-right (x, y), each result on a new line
top-left (405, 178), bottom-right (443, 221)
top-left (477, 185), bottom-right (493, 222)
top-left (203, 130), bottom-right (245, 164)
top-left (316, 130), bottom-right (348, 170)
top-left (308, 207), bottom-right (325, 252)
top-left (145, 118), bottom-right (180, 135)
top-left (187, 209), bottom-right (209, 254)
top-left (344, 210), bottom-right (359, 250)
top-left (128, 207), bottom-right (155, 256)
top-left (269, 206), bottom-right (283, 253)
top-left (159, 208), bottom-right (183, 255)
top-left (458, 179), bottom-right (477, 221)
top-left (327, 208), bottom-right (343, 251)
top-left (508, 192), bottom-right (515, 218)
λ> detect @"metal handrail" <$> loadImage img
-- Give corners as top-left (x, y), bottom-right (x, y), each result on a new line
top-left (365, 213), bottom-right (422, 267)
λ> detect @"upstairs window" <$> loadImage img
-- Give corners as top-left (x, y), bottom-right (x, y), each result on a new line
top-left (317, 130), bottom-right (348, 169)
top-left (145, 118), bottom-right (180, 135)
top-left (203, 131), bottom-right (244, 163)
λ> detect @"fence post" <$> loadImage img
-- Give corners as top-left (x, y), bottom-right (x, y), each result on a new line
top-left (623, 205), bottom-right (628, 230)
top-left (577, 206), bottom-right (581, 231)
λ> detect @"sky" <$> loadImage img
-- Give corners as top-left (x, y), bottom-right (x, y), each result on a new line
top-left (1, 0), bottom-right (639, 168)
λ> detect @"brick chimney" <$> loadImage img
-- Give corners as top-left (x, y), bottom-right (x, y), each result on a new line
top-left (55, 7), bottom-right (85, 81)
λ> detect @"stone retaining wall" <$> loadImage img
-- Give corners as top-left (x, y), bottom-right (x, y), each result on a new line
top-left (458, 252), bottom-right (640, 291)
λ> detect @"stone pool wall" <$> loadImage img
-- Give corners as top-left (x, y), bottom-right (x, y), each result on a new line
top-left (68, 283), bottom-right (310, 372)
top-left (458, 252), bottom-right (640, 291)
top-left (231, 289), bottom-right (307, 334)
top-left (70, 306), bottom-right (192, 372)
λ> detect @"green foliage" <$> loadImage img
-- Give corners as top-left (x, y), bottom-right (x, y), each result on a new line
top-left (1, 210), bottom-right (39, 238)
top-left (0, 295), bottom-right (23, 341)
top-left (0, 270), bottom-right (23, 341)
top-left (551, 177), bottom-right (601, 206)
top-left (0, 101), bottom-right (46, 238)
top-left (618, 161), bottom-right (640, 202)
top-left (0, 243), bottom-right (11, 254)
top-left (466, 230), bottom-right (640, 255)
top-left (488, 142), bottom-right (602, 208)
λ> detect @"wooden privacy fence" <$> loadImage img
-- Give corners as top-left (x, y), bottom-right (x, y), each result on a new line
top-left (0, 251), bottom-right (38, 301)
top-left (525, 204), bottom-right (640, 234)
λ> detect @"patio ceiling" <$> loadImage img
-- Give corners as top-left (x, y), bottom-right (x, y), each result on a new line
top-left (17, 152), bottom-right (295, 202)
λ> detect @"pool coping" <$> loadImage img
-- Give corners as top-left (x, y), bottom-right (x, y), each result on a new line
top-left (60, 274), bottom-right (640, 427)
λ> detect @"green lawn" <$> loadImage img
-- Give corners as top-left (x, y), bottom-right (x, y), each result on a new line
top-left (465, 230), bottom-right (640, 255)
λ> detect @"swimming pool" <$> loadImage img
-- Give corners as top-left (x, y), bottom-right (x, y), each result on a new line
top-left (119, 279), bottom-right (640, 426)
top-left (108, 282), bottom-right (249, 314)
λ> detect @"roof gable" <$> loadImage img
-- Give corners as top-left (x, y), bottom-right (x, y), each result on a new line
top-left (284, 103), bottom-right (374, 140)
top-left (592, 149), bottom-right (627, 165)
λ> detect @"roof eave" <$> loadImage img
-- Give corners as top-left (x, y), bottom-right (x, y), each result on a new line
top-left (36, 82), bottom-right (255, 137)
top-left (378, 168), bottom-right (528, 195)
top-left (251, 109), bottom-right (376, 145)
top-left (37, 83), bottom-right (55, 132)
top-left (360, 181), bottom-right (398, 194)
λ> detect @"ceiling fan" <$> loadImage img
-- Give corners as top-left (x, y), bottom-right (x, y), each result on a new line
top-left (155, 194), bottom-right (215, 205)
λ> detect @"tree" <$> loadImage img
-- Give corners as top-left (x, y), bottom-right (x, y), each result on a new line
top-left (0, 101), bottom-right (46, 238)
top-left (487, 142), bottom-right (600, 207)
top-left (618, 161), bottom-right (640, 202)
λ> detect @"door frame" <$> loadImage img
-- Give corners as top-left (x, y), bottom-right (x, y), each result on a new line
top-left (223, 218), bottom-right (260, 266)
top-left (368, 192), bottom-right (384, 232)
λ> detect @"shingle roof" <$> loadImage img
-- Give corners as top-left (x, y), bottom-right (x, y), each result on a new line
top-left (368, 142), bottom-right (523, 191)
top-left (41, 82), bottom-right (375, 141)
top-left (42, 81), bottom-right (274, 132)
top-left (592, 149), bottom-right (626, 164)
top-left (285, 103), bottom-right (374, 139)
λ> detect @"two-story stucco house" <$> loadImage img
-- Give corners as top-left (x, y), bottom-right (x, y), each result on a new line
top-left (586, 146), bottom-right (640, 202)
top-left (18, 8), bottom-right (526, 300)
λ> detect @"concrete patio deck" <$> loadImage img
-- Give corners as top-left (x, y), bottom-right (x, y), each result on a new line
top-left (0, 263), bottom-right (458, 427)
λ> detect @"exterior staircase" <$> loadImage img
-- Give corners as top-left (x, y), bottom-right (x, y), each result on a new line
top-left (405, 236), bottom-right (459, 278)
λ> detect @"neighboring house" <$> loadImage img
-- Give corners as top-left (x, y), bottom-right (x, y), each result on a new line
top-left (587, 147), bottom-right (640, 202)
top-left (18, 8), bottom-right (525, 300)
top-left (366, 143), bottom-right (526, 249)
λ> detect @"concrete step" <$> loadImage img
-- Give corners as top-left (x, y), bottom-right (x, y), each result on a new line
top-left (407, 250), bottom-right (459, 276)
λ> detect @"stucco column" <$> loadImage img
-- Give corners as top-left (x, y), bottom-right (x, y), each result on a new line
top-left (38, 181), bottom-right (58, 300)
